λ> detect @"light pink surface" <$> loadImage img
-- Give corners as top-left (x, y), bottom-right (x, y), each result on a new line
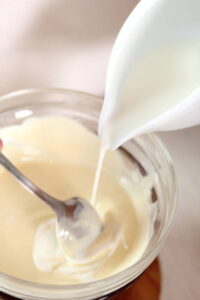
top-left (0, 1), bottom-right (199, 300)
top-left (0, 0), bottom-right (136, 95)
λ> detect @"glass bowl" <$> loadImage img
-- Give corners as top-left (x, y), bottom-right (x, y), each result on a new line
top-left (0, 88), bottom-right (176, 300)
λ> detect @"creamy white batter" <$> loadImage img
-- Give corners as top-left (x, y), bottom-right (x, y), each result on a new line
top-left (0, 117), bottom-right (152, 284)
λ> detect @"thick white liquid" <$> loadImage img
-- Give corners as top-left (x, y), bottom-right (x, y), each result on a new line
top-left (100, 40), bottom-right (200, 149)
top-left (0, 117), bottom-right (152, 284)
top-left (90, 146), bottom-right (106, 206)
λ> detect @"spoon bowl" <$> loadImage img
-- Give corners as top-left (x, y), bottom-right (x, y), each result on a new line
top-left (0, 139), bottom-right (102, 258)
top-left (56, 197), bottom-right (102, 259)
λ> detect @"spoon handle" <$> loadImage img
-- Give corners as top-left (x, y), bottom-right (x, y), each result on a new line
top-left (0, 151), bottom-right (64, 214)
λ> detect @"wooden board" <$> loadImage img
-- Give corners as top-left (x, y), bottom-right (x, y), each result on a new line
top-left (0, 259), bottom-right (160, 300)
top-left (110, 259), bottom-right (160, 300)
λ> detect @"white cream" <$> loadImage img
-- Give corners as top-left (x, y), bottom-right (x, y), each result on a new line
top-left (0, 117), bottom-right (153, 284)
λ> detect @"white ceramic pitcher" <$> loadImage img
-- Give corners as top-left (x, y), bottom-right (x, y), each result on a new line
top-left (99, 0), bottom-right (200, 149)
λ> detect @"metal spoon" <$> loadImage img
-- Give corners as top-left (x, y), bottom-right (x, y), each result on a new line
top-left (0, 139), bottom-right (102, 259)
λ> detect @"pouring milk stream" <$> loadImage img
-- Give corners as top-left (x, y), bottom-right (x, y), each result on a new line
top-left (91, 0), bottom-right (200, 204)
